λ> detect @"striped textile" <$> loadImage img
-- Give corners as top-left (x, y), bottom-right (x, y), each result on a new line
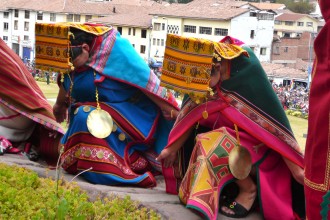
top-left (161, 34), bottom-right (248, 103)
top-left (0, 39), bottom-right (64, 162)
top-left (35, 22), bottom-right (112, 74)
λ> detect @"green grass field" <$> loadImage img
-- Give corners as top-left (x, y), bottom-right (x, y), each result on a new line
top-left (37, 81), bottom-right (308, 152)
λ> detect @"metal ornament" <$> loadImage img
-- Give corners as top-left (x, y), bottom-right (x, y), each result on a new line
top-left (228, 124), bottom-right (252, 180)
top-left (202, 110), bottom-right (208, 119)
top-left (228, 144), bottom-right (252, 180)
top-left (87, 109), bottom-right (113, 139)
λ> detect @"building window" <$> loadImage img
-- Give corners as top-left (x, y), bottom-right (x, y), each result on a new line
top-left (4, 12), bottom-right (9, 18)
top-left (162, 23), bottom-right (165, 31)
top-left (250, 12), bottom-right (257, 17)
top-left (153, 38), bottom-right (156, 46)
top-left (66, 14), bottom-right (73, 22)
top-left (4, 22), bottom-right (9, 31)
top-left (74, 14), bottom-right (80, 22)
top-left (273, 45), bottom-right (280, 54)
top-left (117, 27), bottom-right (122, 35)
top-left (184, 25), bottom-right (196, 33)
top-left (25, 10), bottom-right (30, 19)
top-left (50, 13), bottom-right (56, 22)
top-left (85, 15), bottom-right (92, 22)
top-left (199, 26), bottom-right (212, 35)
top-left (297, 22), bottom-right (304, 26)
top-left (260, 48), bottom-right (267, 55)
top-left (128, 28), bottom-right (131, 35)
top-left (306, 22), bottom-right (313, 27)
top-left (214, 28), bottom-right (228, 36)
top-left (285, 21), bottom-right (294, 26)
top-left (257, 13), bottom-right (274, 20)
top-left (14, 9), bottom-right (19, 18)
top-left (141, 29), bottom-right (147, 38)
top-left (132, 44), bottom-right (135, 48)
top-left (14, 20), bottom-right (18, 30)
top-left (133, 28), bottom-right (136, 36)
top-left (140, 45), bottom-right (146, 54)
top-left (24, 22), bottom-right (29, 31)
top-left (3, 36), bottom-right (8, 41)
top-left (284, 47), bottom-right (288, 52)
top-left (157, 39), bottom-right (160, 46)
top-left (168, 25), bottom-right (179, 34)
top-left (161, 39), bottom-right (165, 46)
top-left (153, 23), bottom-right (161, 31)
top-left (250, 30), bottom-right (255, 39)
top-left (274, 20), bottom-right (282, 25)
top-left (283, 32), bottom-right (290, 37)
top-left (37, 12), bottom-right (43, 20)
top-left (24, 35), bottom-right (29, 41)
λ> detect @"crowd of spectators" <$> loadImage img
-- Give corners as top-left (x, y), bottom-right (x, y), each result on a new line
top-left (272, 82), bottom-right (309, 114)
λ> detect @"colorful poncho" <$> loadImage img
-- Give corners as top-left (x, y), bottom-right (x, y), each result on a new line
top-left (161, 36), bottom-right (304, 220)
top-left (0, 39), bottom-right (64, 163)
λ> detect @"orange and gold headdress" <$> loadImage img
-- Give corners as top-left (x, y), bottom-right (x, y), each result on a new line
top-left (35, 22), bottom-right (111, 74)
top-left (160, 34), bottom-right (248, 103)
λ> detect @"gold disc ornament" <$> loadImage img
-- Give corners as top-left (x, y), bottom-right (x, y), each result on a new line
top-left (228, 145), bottom-right (252, 180)
top-left (87, 109), bottom-right (113, 139)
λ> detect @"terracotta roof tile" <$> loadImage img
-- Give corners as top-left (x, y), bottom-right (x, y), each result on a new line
top-left (151, 4), bottom-right (249, 20)
top-left (0, 0), bottom-right (164, 14)
top-left (249, 2), bottom-right (286, 10)
top-left (275, 13), bottom-right (317, 22)
top-left (92, 7), bottom-right (154, 28)
top-left (261, 62), bottom-right (308, 80)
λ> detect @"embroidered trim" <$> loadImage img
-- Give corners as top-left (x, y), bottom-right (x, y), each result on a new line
top-left (61, 144), bottom-right (134, 175)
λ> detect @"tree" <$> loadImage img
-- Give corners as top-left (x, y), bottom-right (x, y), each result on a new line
top-left (276, 0), bottom-right (315, 14)
top-left (288, 1), bottom-right (315, 14)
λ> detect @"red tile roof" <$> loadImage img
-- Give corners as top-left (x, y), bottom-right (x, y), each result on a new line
top-left (249, 2), bottom-right (286, 10)
top-left (275, 13), bottom-right (317, 22)
top-left (261, 62), bottom-right (308, 80)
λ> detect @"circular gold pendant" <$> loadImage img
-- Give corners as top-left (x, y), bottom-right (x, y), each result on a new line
top-left (228, 145), bottom-right (252, 180)
top-left (87, 109), bottom-right (113, 139)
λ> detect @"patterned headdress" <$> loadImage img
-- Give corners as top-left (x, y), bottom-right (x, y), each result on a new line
top-left (35, 22), bottom-right (112, 74)
top-left (160, 34), bottom-right (249, 102)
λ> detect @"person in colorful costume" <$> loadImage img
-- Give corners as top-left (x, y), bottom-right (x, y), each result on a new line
top-left (0, 39), bottom-right (63, 163)
top-left (304, 0), bottom-right (330, 219)
top-left (157, 34), bottom-right (305, 219)
top-left (35, 23), bottom-right (179, 187)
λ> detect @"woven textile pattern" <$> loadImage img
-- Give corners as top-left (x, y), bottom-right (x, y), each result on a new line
top-left (35, 22), bottom-right (111, 73)
top-left (161, 34), bottom-right (248, 102)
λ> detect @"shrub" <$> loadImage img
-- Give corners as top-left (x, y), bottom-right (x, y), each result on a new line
top-left (0, 163), bottom-right (160, 220)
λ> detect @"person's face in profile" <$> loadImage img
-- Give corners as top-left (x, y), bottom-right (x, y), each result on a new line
top-left (209, 62), bottom-right (221, 88)
top-left (70, 43), bottom-right (90, 68)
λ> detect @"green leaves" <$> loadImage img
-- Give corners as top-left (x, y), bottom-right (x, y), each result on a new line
top-left (0, 163), bottom-right (161, 219)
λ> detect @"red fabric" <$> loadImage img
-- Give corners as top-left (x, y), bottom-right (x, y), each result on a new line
top-left (304, 0), bottom-right (330, 219)
top-left (0, 39), bottom-right (64, 163)
top-left (0, 40), bottom-right (53, 117)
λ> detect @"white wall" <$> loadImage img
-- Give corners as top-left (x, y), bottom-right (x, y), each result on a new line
top-left (231, 12), bottom-right (274, 62)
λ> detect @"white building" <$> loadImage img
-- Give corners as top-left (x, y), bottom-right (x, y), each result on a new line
top-left (0, 0), bottom-right (277, 63)
top-left (148, 0), bottom-right (276, 62)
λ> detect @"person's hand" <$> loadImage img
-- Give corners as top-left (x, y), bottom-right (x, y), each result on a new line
top-left (156, 148), bottom-right (177, 168)
top-left (283, 157), bottom-right (304, 185)
top-left (162, 109), bottom-right (179, 120)
top-left (53, 102), bottom-right (68, 123)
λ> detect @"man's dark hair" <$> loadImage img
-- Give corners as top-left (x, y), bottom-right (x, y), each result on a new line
top-left (69, 28), bottom-right (95, 60)
top-left (69, 28), bottom-right (94, 46)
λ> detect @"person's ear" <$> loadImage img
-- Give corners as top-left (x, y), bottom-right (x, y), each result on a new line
top-left (82, 43), bottom-right (90, 52)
